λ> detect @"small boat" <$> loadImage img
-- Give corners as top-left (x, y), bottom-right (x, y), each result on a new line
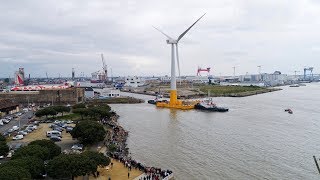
top-left (284, 108), bottom-right (293, 114)
top-left (298, 83), bottom-right (306, 86)
top-left (194, 98), bottom-right (228, 112)
top-left (289, 84), bottom-right (299, 87)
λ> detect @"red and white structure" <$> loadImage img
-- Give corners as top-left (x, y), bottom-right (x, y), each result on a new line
top-left (15, 68), bottom-right (25, 85)
top-left (197, 67), bottom-right (211, 76)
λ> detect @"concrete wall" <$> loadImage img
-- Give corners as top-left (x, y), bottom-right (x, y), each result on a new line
top-left (0, 88), bottom-right (84, 105)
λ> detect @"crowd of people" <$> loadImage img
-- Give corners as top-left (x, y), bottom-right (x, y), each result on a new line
top-left (103, 114), bottom-right (173, 180)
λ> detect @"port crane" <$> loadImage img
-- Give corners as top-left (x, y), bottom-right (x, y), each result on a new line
top-left (101, 53), bottom-right (108, 81)
top-left (197, 67), bottom-right (211, 76)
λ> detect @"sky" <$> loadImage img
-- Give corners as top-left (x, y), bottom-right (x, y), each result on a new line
top-left (0, 0), bottom-right (320, 78)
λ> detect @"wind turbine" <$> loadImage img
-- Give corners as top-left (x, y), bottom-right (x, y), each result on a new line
top-left (154, 13), bottom-right (205, 107)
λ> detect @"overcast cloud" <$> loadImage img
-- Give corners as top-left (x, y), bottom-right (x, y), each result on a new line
top-left (0, 0), bottom-right (320, 78)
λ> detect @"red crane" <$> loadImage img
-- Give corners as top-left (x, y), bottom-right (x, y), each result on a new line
top-left (197, 67), bottom-right (211, 76)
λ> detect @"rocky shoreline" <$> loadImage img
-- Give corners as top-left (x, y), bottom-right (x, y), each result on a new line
top-left (102, 114), bottom-right (173, 180)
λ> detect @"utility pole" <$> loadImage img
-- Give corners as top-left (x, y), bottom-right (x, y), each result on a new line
top-left (232, 66), bottom-right (236, 80)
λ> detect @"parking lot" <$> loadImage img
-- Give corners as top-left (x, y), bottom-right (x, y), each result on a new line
top-left (0, 111), bottom-right (33, 135)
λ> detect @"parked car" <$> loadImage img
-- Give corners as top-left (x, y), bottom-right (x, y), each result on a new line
top-left (2, 131), bottom-right (10, 137)
top-left (13, 143), bottom-right (23, 150)
top-left (5, 116), bottom-right (12, 120)
top-left (18, 131), bottom-right (28, 135)
top-left (54, 120), bottom-right (61, 124)
top-left (2, 119), bottom-right (10, 124)
top-left (71, 144), bottom-right (83, 151)
top-left (65, 126), bottom-right (73, 133)
top-left (12, 135), bottom-right (24, 140)
top-left (6, 150), bottom-right (14, 158)
top-left (50, 136), bottom-right (61, 142)
top-left (0, 120), bottom-right (3, 126)
top-left (27, 125), bottom-right (37, 130)
top-left (46, 130), bottom-right (62, 137)
top-left (53, 127), bottom-right (63, 132)
top-left (7, 128), bottom-right (14, 133)
top-left (12, 126), bottom-right (19, 131)
top-left (17, 113), bottom-right (22, 116)
top-left (24, 128), bottom-right (33, 133)
top-left (66, 120), bottom-right (73, 124)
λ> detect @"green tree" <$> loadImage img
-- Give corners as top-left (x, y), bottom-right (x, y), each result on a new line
top-left (0, 142), bottom-right (9, 156)
top-left (47, 107), bottom-right (58, 118)
top-left (71, 121), bottom-right (106, 145)
top-left (29, 139), bottom-right (61, 159)
top-left (0, 134), bottom-right (6, 142)
top-left (73, 108), bottom-right (89, 120)
top-left (35, 109), bottom-right (45, 118)
top-left (53, 106), bottom-right (71, 116)
top-left (47, 154), bottom-right (95, 180)
top-left (3, 156), bottom-right (44, 178)
top-left (82, 151), bottom-right (110, 168)
top-left (0, 165), bottom-right (31, 180)
top-left (4, 78), bottom-right (9, 83)
top-left (12, 145), bottom-right (50, 161)
top-left (72, 103), bottom-right (86, 109)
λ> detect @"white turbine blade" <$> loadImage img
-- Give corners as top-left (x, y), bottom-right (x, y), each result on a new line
top-left (176, 44), bottom-right (181, 85)
top-left (152, 26), bottom-right (173, 39)
top-left (177, 13), bottom-right (206, 42)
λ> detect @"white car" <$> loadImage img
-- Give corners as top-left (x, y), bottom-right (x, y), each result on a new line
top-left (27, 125), bottom-right (37, 130)
top-left (12, 126), bottom-right (19, 131)
top-left (17, 113), bottom-right (22, 116)
top-left (71, 144), bottom-right (84, 151)
top-left (12, 135), bottom-right (24, 140)
top-left (0, 120), bottom-right (3, 126)
top-left (18, 131), bottom-right (28, 135)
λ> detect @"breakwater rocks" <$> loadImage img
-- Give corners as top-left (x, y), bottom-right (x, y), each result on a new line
top-left (103, 115), bottom-right (173, 179)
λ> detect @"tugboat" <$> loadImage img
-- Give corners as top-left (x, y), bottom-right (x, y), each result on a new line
top-left (194, 98), bottom-right (229, 112)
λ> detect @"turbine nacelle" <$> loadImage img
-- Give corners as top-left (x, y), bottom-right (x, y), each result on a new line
top-left (166, 39), bottom-right (178, 44)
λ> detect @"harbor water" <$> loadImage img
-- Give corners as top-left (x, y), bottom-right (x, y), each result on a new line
top-left (110, 83), bottom-right (320, 180)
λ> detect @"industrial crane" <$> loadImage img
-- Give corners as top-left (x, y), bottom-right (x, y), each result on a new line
top-left (101, 53), bottom-right (108, 81)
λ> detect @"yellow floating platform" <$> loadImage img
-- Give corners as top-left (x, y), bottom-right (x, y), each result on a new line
top-left (156, 99), bottom-right (199, 110)
top-left (156, 101), bottom-right (195, 110)
top-left (156, 90), bottom-right (199, 110)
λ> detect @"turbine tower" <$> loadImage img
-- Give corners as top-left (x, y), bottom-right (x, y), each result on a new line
top-left (154, 13), bottom-right (205, 108)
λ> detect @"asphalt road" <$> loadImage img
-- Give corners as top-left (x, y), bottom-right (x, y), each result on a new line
top-left (0, 111), bottom-right (34, 134)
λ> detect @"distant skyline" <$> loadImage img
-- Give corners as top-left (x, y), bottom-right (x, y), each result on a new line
top-left (1, 0), bottom-right (320, 78)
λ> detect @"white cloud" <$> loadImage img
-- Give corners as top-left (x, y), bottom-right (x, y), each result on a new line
top-left (0, 0), bottom-right (320, 78)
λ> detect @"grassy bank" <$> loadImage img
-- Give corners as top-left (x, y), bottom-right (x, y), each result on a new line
top-left (199, 85), bottom-right (280, 97)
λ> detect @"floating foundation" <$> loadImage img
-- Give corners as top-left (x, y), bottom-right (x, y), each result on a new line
top-left (156, 90), bottom-right (198, 110)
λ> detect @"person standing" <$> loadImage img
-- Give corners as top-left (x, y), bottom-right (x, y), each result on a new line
top-left (128, 172), bottom-right (130, 179)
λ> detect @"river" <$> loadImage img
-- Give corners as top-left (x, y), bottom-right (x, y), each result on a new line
top-left (110, 83), bottom-right (320, 180)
